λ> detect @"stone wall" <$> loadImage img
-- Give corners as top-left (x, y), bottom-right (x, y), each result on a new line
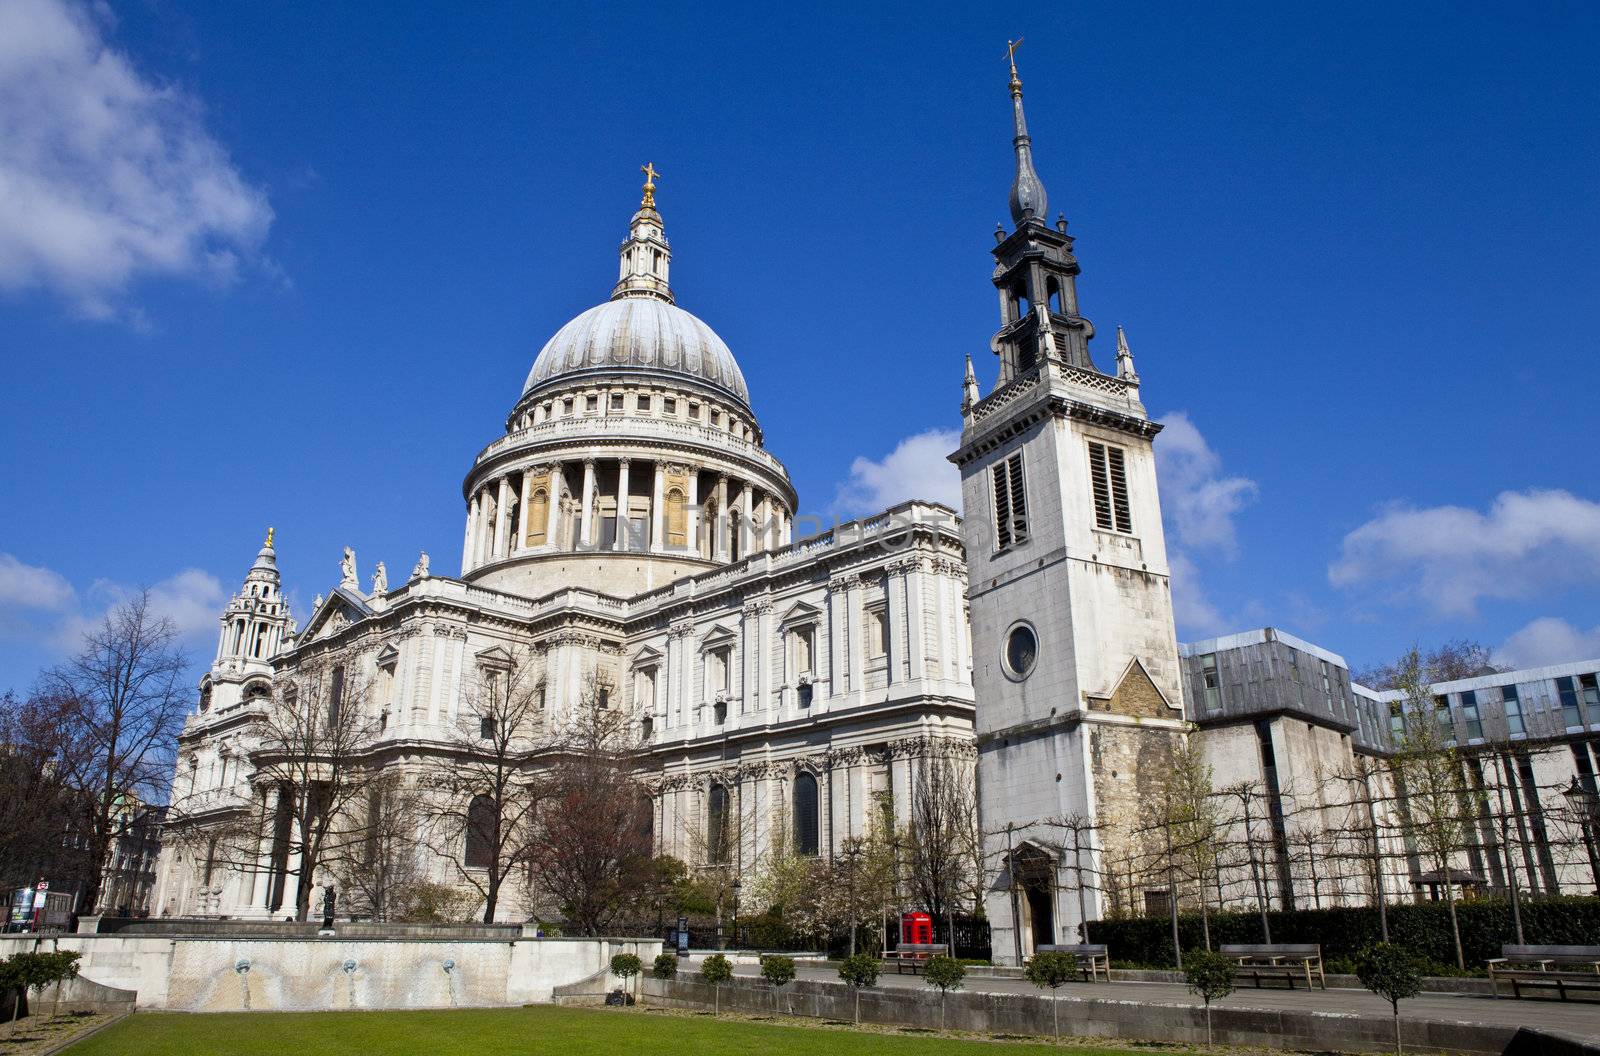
top-left (0, 934), bottom-right (660, 1012)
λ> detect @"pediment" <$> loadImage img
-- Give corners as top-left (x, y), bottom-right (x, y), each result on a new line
top-left (630, 644), bottom-right (664, 667)
top-left (301, 588), bottom-right (373, 642)
top-left (1087, 656), bottom-right (1177, 719)
top-left (374, 643), bottom-right (400, 666)
top-left (475, 645), bottom-right (514, 670)
top-left (779, 601), bottom-right (822, 627)
top-left (700, 623), bottom-right (737, 648)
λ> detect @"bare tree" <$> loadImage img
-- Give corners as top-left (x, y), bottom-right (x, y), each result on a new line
top-left (1388, 646), bottom-right (1470, 970)
top-left (527, 672), bottom-right (654, 935)
top-left (0, 692), bottom-right (93, 893)
top-left (1042, 814), bottom-right (1102, 942)
top-left (423, 653), bottom-right (549, 922)
top-left (227, 656), bottom-right (381, 922)
top-left (38, 593), bottom-right (191, 913)
top-left (1217, 781), bottom-right (1277, 943)
top-left (329, 772), bottom-right (423, 922)
top-left (903, 750), bottom-right (978, 947)
top-left (1355, 639), bottom-right (1504, 692)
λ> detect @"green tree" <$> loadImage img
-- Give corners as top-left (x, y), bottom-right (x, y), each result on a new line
top-left (651, 953), bottom-right (679, 980)
top-left (699, 953), bottom-right (733, 1015)
top-left (1024, 950), bottom-right (1077, 1039)
top-left (609, 953), bottom-right (642, 1001)
top-left (837, 953), bottom-right (879, 1025)
top-left (760, 955), bottom-right (796, 1013)
top-left (3, 951), bottom-right (80, 1021)
top-left (923, 955), bottom-right (966, 1031)
top-left (1356, 943), bottom-right (1424, 1056)
top-left (1182, 949), bottom-right (1237, 1046)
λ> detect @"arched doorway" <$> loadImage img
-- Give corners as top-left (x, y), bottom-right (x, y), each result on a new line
top-left (1010, 843), bottom-right (1056, 956)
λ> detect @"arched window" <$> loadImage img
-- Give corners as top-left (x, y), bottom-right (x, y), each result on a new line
top-left (1047, 277), bottom-right (1063, 315)
top-left (527, 487), bottom-right (549, 546)
top-left (707, 784), bottom-right (730, 865)
top-left (465, 794), bottom-right (495, 868)
top-left (665, 487), bottom-right (687, 548)
top-left (793, 772), bottom-right (819, 857)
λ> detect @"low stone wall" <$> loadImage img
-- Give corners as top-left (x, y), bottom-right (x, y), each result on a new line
top-left (642, 976), bottom-right (1524, 1056)
top-left (0, 934), bottom-right (660, 1012)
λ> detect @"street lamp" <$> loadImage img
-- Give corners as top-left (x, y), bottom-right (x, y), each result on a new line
top-left (731, 879), bottom-right (741, 950)
top-left (1561, 777), bottom-right (1600, 895)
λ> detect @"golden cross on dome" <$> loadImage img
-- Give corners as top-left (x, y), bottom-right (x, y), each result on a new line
top-left (264, 527), bottom-right (275, 549)
top-left (640, 162), bottom-right (661, 208)
top-left (1006, 37), bottom-right (1024, 88)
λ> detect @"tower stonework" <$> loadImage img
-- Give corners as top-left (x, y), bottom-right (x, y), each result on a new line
top-left (950, 55), bottom-right (1188, 964)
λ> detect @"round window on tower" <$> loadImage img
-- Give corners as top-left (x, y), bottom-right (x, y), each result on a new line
top-left (1003, 622), bottom-right (1038, 681)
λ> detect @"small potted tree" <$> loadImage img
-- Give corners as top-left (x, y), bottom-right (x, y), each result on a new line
top-left (1182, 950), bottom-right (1237, 1046)
top-left (609, 953), bottom-right (642, 1005)
top-left (923, 955), bottom-right (966, 1031)
top-left (700, 953), bottom-right (734, 1015)
top-left (837, 953), bottom-right (880, 1025)
top-left (760, 954), bottom-right (796, 1014)
top-left (1357, 943), bottom-right (1424, 1056)
top-left (651, 952), bottom-right (679, 980)
top-left (1023, 950), bottom-right (1077, 1039)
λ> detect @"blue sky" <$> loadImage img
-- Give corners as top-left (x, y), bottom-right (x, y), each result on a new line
top-left (2, 0), bottom-right (1597, 691)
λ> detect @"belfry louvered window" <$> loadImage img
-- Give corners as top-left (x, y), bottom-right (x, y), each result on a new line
top-left (1088, 441), bottom-right (1133, 533)
top-left (992, 453), bottom-right (1028, 551)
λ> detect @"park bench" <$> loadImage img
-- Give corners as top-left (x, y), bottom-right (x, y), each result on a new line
top-left (884, 942), bottom-right (949, 974)
top-left (1035, 944), bottom-right (1111, 982)
top-left (1487, 945), bottom-right (1600, 1001)
top-left (1219, 944), bottom-right (1325, 990)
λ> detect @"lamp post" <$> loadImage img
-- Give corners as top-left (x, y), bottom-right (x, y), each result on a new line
top-left (731, 878), bottom-right (741, 950)
top-left (1562, 777), bottom-right (1600, 895)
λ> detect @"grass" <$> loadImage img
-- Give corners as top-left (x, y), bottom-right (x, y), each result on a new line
top-left (65, 1005), bottom-right (1193, 1056)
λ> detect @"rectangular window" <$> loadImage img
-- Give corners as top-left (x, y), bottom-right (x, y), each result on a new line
top-left (585, 394), bottom-right (599, 413)
top-left (1087, 441), bottom-right (1133, 533)
top-left (663, 397), bottom-right (677, 415)
top-left (1504, 684), bottom-right (1529, 732)
top-left (1388, 702), bottom-right (1405, 740)
top-left (636, 394), bottom-right (651, 412)
top-left (992, 452), bottom-right (1028, 551)
top-left (609, 393), bottom-right (624, 412)
top-left (1200, 654), bottom-right (1221, 712)
top-left (1460, 689), bottom-right (1482, 740)
top-left (1558, 676), bottom-right (1582, 727)
top-left (480, 717), bottom-right (496, 739)
top-left (1434, 696), bottom-right (1455, 742)
top-left (867, 606), bottom-right (888, 659)
top-left (1582, 674), bottom-right (1599, 722)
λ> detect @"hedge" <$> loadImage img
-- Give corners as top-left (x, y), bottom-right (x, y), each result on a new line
top-left (1084, 897), bottom-right (1600, 973)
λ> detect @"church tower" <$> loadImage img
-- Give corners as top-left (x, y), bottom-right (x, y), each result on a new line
top-left (203, 530), bottom-right (293, 713)
top-left (949, 47), bottom-right (1188, 963)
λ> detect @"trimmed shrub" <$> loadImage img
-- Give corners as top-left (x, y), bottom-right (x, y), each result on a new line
top-left (837, 953), bottom-right (879, 1024)
top-left (1358, 943), bottom-right (1425, 1055)
top-left (699, 953), bottom-right (733, 1015)
top-left (1183, 949), bottom-right (1237, 1046)
top-left (609, 953), bottom-right (642, 999)
top-left (1085, 896), bottom-right (1600, 974)
top-left (923, 955), bottom-right (966, 1031)
top-left (651, 953), bottom-right (679, 980)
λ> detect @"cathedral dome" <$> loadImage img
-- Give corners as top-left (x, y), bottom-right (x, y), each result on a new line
top-left (522, 296), bottom-right (750, 408)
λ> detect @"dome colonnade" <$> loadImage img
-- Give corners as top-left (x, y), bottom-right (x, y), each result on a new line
top-left (459, 170), bottom-right (798, 597)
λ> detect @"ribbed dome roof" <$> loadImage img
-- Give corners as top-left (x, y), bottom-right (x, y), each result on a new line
top-left (522, 297), bottom-right (750, 407)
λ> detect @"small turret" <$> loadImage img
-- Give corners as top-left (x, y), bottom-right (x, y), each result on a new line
top-left (961, 354), bottom-right (983, 415)
top-left (611, 162), bottom-right (674, 304)
top-left (1115, 326), bottom-right (1139, 384)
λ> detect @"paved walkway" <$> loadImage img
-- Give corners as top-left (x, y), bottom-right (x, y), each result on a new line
top-left (725, 962), bottom-right (1600, 1039)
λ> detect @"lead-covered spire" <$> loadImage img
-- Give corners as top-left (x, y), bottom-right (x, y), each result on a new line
top-left (611, 162), bottom-right (674, 304)
top-left (1005, 40), bottom-right (1048, 226)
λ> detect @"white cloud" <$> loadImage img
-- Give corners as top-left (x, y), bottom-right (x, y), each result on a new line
top-left (832, 428), bottom-right (962, 517)
top-left (0, 0), bottom-right (273, 320)
top-left (0, 554), bottom-right (224, 659)
top-left (1155, 412), bottom-right (1258, 555)
top-left (1329, 489), bottom-right (1600, 617)
top-left (1495, 617), bottom-right (1600, 670)
top-left (0, 553), bottom-right (74, 610)
top-left (1153, 413), bottom-right (1257, 640)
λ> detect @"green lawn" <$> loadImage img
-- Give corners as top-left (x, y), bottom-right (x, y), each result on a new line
top-left (66, 1005), bottom-right (1183, 1056)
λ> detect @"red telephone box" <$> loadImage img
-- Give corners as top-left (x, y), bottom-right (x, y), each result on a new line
top-left (899, 911), bottom-right (932, 946)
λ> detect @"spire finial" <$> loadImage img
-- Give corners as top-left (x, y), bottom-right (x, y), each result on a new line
top-left (640, 161), bottom-right (660, 209)
top-left (1115, 325), bottom-right (1139, 383)
top-left (264, 526), bottom-right (275, 550)
top-left (1004, 38), bottom-right (1048, 225)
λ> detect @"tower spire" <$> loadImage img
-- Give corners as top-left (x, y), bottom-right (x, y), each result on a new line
top-left (1005, 39), bottom-right (1048, 226)
top-left (612, 163), bottom-right (674, 303)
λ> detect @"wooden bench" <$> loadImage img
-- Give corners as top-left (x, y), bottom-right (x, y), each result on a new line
top-left (1035, 944), bottom-right (1111, 982)
top-left (1488, 945), bottom-right (1600, 1001)
top-left (884, 943), bottom-right (949, 974)
top-left (1220, 944), bottom-right (1325, 990)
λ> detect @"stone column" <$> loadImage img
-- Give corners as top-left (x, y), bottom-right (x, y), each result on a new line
top-left (461, 495), bottom-right (477, 573)
top-left (474, 489), bottom-right (492, 567)
top-left (579, 459), bottom-right (596, 548)
top-left (614, 459), bottom-right (631, 551)
top-left (517, 469), bottom-right (532, 551)
top-left (545, 463), bottom-right (563, 548)
top-left (715, 475), bottom-right (729, 560)
top-left (846, 575), bottom-right (865, 705)
top-left (905, 559), bottom-right (927, 681)
top-left (495, 477), bottom-right (512, 559)
top-left (827, 577), bottom-right (849, 698)
top-left (651, 462), bottom-right (665, 553)
top-left (686, 473), bottom-right (700, 555)
top-left (739, 481), bottom-right (754, 556)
